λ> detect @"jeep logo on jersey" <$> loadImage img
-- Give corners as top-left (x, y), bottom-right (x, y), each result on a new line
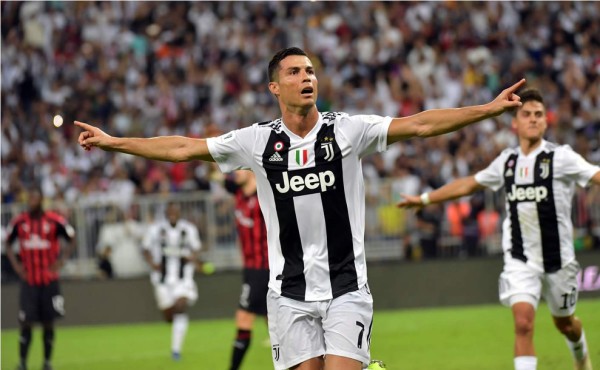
top-left (275, 170), bottom-right (335, 195)
top-left (506, 184), bottom-right (549, 202)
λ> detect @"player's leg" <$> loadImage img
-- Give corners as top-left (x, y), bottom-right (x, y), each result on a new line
top-left (324, 355), bottom-right (362, 370)
top-left (40, 281), bottom-right (65, 370)
top-left (230, 309), bottom-right (256, 370)
top-left (290, 357), bottom-right (324, 370)
top-left (266, 289), bottom-right (325, 370)
top-left (322, 285), bottom-right (373, 370)
top-left (41, 321), bottom-right (55, 370)
top-left (170, 297), bottom-right (189, 360)
top-left (17, 281), bottom-right (38, 370)
top-left (499, 262), bottom-right (542, 370)
top-left (17, 321), bottom-right (32, 370)
top-left (170, 280), bottom-right (197, 360)
top-left (512, 302), bottom-right (537, 369)
top-left (230, 268), bottom-right (269, 370)
top-left (544, 261), bottom-right (592, 370)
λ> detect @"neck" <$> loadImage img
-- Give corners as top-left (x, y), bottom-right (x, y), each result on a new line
top-left (520, 137), bottom-right (543, 155)
top-left (280, 104), bottom-right (319, 138)
top-left (29, 209), bottom-right (43, 218)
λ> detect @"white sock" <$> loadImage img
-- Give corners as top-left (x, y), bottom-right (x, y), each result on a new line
top-left (171, 313), bottom-right (189, 354)
top-left (566, 329), bottom-right (588, 361)
top-left (514, 356), bottom-right (537, 370)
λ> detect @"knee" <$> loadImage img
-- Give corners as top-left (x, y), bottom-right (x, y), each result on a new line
top-left (554, 318), bottom-right (577, 336)
top-left (514, 316), bottom-right (534, 336)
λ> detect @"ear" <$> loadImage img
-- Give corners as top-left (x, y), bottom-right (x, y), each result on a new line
top-left (511, 117), bottom-right (518, 132)
top-left (268, 81), bottom-right (279, 97)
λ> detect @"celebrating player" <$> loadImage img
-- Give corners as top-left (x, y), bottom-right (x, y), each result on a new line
top-left (142, 202), bottom-right (202, 361)
top-left (76, 47), bottom-right (525, 370)
top-left (398, 88), bottom-right (598, 370)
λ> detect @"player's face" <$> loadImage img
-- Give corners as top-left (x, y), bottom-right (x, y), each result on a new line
top-left (28, 190), bottom-right (42, 212)
top-left (269, 55), bottom-right (318, 109)
top-left (166, 204), bottom-right (180, 224)
top-left (512, 101), bottom-right (547, 141)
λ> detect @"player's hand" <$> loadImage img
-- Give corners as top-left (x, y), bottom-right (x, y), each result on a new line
top-left (14, 264), bottom-right (27, 280)
top-left (151, 263), bottom-right (162, 272)
top-left (75, 121), bottom-right (114, 151)
top-left (487, 79), bottom-right (526, 115)
top-left (49, 259), bottom-right (64, 272)
top-left (397, 194), bottom-right (424, 209)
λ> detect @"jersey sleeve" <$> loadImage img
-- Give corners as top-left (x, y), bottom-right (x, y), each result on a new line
top-left (555, 146), bottom-right (600, 187)
top-left (186, 223), bottom-right (202, 251)
top-left (55, 219), bottom-right (75, 241)
top-left (6, 217), bottom-right (21, 246)
top-left (206, 127), bottom-right (255, 173)
top-left (342, 114), bottom-right (392, 158)
top-left (474, 152), bottom-right (509, 191)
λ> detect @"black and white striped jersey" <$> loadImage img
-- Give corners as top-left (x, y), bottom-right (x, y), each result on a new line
top-left (475, 140), bottom-right (600, 272)
top-left (207, 112), bottom-right (391, 301)
top-left (142, 219), bottom-right (202, 285)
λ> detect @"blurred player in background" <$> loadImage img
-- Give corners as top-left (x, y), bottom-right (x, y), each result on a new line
top-left (75, 47), bottom-right (525, 370)
top-left (5, 187), bottom-right (76, 370)
top-left (224, 170), bottom-right (270, 370)
top-left (399, 88), bottom-right (599, 370)
top-left (142, 202), bottom-right (202, 361)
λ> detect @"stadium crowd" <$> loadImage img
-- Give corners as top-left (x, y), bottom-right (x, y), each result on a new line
top-left (2, 2), bottom-right (600, 258)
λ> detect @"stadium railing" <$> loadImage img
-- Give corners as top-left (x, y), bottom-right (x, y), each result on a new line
top-left (1, 180), bottom-right (599, 280)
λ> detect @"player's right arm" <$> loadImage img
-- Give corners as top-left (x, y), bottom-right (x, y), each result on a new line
top-left (5, 219), bottom-right (26, 280)
top-left (397, 176), bottom-right (485, 209)
top-left (75, 121), bottom-right (215, 162)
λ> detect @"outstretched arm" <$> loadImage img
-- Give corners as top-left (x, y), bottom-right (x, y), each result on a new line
top-left (387, 79), bottom-right (526, 145)
top-left (397, 176), bottom-right (486, 209)
top-left (75, 121), bottom-right (215, 162)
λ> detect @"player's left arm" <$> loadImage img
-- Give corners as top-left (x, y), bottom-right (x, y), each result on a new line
top-left (51, 219), bottom-right (76, 272)
top-left (387, 79), bottom-right (525, 145)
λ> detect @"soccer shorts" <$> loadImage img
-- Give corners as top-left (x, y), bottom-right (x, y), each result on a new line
top-left (238, 268), bottom-right (269, 315)
top-left (153, 280), bottom-right (198, 310)
top-left (267, 284), bottom-right (373, 370)
top-left (19, 280), bottom-right (65, 323)
top-left (499, 259), bottom-right (581, 317)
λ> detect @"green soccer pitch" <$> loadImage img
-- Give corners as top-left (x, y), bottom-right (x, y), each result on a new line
top-left (2, 299), bottom-right (598, 370)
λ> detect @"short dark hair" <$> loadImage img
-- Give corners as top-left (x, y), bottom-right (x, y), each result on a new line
top-left (512, 88), bottom-right (545, 115)
top-left (268, 47), bottom-right (308, 82)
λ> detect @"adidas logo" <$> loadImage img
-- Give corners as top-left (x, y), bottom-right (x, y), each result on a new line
top-left (505, 168), bottom-right (514, 177)
top-left (269, 152), bottom-right (284, 162)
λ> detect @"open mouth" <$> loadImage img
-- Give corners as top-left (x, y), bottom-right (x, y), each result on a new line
top-left (301, 87), bottom-right (314, 95)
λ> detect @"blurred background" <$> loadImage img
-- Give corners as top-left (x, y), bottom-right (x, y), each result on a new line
top-left (1, 1), bottom-right (600, 368)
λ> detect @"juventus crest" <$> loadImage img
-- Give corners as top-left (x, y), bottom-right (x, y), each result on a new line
top-left (539, 159), bottom-right (550, 179)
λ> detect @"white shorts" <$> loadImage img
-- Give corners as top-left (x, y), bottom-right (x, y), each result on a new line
top-left (499, 259), bottom-right (581, 317)
top-left (267, 285), bottom-right (373, 370)
top-left (153, 280), bottom-right (198, 310)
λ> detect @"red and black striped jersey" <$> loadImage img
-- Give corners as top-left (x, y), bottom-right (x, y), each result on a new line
top-left (234, 190), bottom-right (269, 270)
top-left (7, 211), bottom-right (75, 285)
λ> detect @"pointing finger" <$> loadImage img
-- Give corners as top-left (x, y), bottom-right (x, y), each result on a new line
top-left (505, 78), bottom-right (526, 94)
top-left (74, 121), bottom-right (94, 131)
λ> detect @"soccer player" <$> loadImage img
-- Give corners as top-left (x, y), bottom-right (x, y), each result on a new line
top-left (142, 202), bottom-right (202, 361)
top-left (75, 47), bottom-right (525, 370)
top-left (5, 187), bottom-right (76, 370)
top-left (398, 88), bottom-right (599, 370)
top-left (224, 170), bottom-right (270, 370)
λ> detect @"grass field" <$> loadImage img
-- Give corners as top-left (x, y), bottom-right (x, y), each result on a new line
top-left (2, 299), bottom-right (599, 370)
